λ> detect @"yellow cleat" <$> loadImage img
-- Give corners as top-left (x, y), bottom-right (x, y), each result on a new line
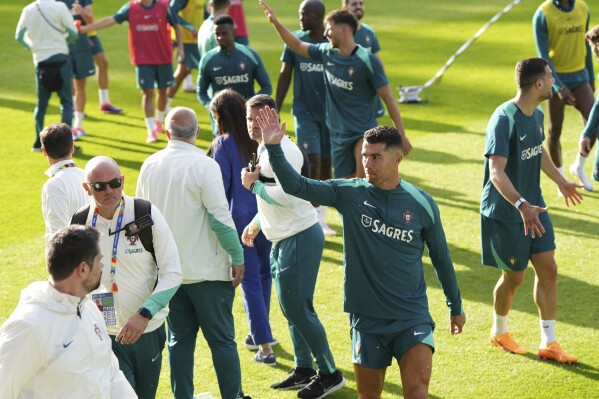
top-left (490, 331), bottom-right (527, 355)
top-left (538, 341), bottom-right (578, 364)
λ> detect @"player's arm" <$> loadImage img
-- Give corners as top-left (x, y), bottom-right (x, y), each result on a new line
top-left (579, 100), bottom-right (599, 155)
top-left (254, 53), bottom-right (273, 95)
top-left (73, 3), bottom-right (93, 24)
top-left (0, 320), bottom-right (44, 397)
top-left (109, 352), bottom-right (137, 397)
top-left (58, 3), bottom-right (78, 43)
top-left (42, 184), bottom-right (77, 242)
top-left (532, 9), bottom-right (574, 104)
top-left (540, 148), bottom-right (583, 207)
top-left (257, 107), bottom-right (342, 208)
top-left (259, 0), bottom-right (310, 57)
top-left (421, 197), bottom-right (465, 335)
top-left (200, 160), bottom-right (245, 286)
top-left (15, 12), bottom-right (31, 50)
top-left (585, 11), bottom-right (594, 92)
top-left (170, 0), bottom-right (197, 36)
top-left (166, 5), bottom-right (185, 62)
top-left (197, 57), bottom-right (211, 107)
top-left (79, 16), bottom-right (117, 33)
top-left (276, 61), bottom-right (293, 111)
top-left (377, 84), bottom-right (411, 155)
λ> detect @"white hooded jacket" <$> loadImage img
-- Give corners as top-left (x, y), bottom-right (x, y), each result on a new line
top-left (0, 281), bottom-right (136, 398)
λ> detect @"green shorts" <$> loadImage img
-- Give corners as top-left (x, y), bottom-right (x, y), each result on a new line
top-left (89, 35), bottom-right (104, 56)
top-left (481, 214), bottom-right (556, 271)
top-left (295, 117), bottom-right (331, 157)
top-left (182, 43), bottom-right (200, 70)
top-left (70, 50), bottom-right (95, 80)
top-left (136, 64), bottom-right (175, 89)
top-left (555, 70), bottom-right (591, 91)
top-left (330, 130), bottom-right (364, 178)
top-left (351, 323), bottom-right (434, 369)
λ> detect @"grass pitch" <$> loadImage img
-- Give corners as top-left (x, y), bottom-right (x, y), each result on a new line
top-left (1, 0), bottom-right (598, 397)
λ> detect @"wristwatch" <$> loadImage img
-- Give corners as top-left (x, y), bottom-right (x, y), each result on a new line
top-left (138, 307), bottom-right (153, 320)
top-left (514, 198), bottom-right (527, 209)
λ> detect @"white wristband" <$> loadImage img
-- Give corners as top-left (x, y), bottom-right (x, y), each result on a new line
top-left (514, 198), bottom-right (527, 209)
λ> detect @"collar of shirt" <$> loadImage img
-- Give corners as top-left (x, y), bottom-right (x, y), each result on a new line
top-left (45, 159), bottom-right (76, 178)
top-left (167, 139), bottom-right (204, 154)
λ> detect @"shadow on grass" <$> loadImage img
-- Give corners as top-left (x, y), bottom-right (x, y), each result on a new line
top-left (520, 353), bottom-right (599, 380)
top-left (402, 115), bottom-right (482, 137)
top-left (73, 151), bottom-right (145, 172)
top-left (433, 243), bottom-right (599, 331)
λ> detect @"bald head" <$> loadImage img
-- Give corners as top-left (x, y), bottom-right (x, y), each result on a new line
top-left (84, 156), bottom-right (120, 182)
top-left (165, 107), bottom-right (199, 142)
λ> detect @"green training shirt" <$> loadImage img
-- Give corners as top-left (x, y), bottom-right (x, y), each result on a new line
top-left (265, 143), bottom-right (463, 326)
top-left (481, 101), bottom-right (545, 223)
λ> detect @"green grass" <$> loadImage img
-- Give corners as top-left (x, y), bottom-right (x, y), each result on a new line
top-left (2, 0), bottom-right (599, 397)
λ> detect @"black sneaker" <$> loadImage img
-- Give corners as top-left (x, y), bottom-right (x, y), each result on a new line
top-left (31, 139), bottom-right (42, 152)
top-left (297, 370), bottom-right (345, 399)
top-left (270, 367), bottom-right (316, 390)
top-left (244, 334), bottom-right (279, 350)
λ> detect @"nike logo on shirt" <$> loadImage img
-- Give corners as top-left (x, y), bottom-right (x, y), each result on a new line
top-left (363, 201), bottom-right (376, 209)
top-left (413, 331), bottom-right (426, 336)
top-left (519, 135), bottom-right (527, 141)
top-left (213, 66), bottom-right (222, 71)
top-left (63, 340), bottom-right (74, 348)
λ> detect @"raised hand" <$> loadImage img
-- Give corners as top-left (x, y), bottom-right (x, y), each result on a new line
top-left (259, 0), bottom-right (278, 24)
top-left (256, 106), bottom-right (286, 145)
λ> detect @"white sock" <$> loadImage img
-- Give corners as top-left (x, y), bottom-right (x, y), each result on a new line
top-left (573, 154), bottom-right (587, 171)
top-left (166, 97), bottom-right (173, 111)
top-left (74, 112), bottom-right (84, 129)
top-left (145, 117), bottom-right (155, 135)
top-left (72, 96), bottom-right (77, 111)
top-left (156, 109), bottom-right (166, 124)
top-left (99, 89), bottom-right (110, 105)
top-left (540, 320), bottom-right (556, 347)
top-left (183, 74), bottom-right (194, 87)
top-left (492, 312), bottom-right (509, 336)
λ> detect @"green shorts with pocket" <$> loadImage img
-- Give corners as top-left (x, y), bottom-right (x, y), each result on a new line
top-left (295, 117), bottom-right (331, 157)
top-left (136, 64), bottom-right (175, 89)
top-left (481, 214), bottom-right (556, 271)
top-left (89, 35), bottom-right (104, 56)
top-left (330, 130), bottom-right (364, 178)
top-left (70, 50), bottom-right (95, 80)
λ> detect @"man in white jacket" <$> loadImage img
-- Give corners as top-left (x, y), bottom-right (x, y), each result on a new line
top-left (136, 107), bottom-right (247, 399)
top-left (0, 225), bottom-right (136, 399)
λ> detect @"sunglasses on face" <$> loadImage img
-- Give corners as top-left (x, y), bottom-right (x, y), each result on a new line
top-left (86, 177), bottom-right (123, 192)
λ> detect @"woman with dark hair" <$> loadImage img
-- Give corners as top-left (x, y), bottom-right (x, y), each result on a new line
top-left (210, 88), bottom-right (277, 365)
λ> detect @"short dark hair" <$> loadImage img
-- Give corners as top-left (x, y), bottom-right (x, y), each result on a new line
top-left (364, 126), bottom-right (403, 152)
top-left (246, 94), bottom-right (278, 112)
top-left (586, 25), bottom-right (599, 42)
top-left (214, 14), bottom-right (235, 27)
top-left (515, 58), bottom-right (548, 91)
top-left (40, 123), bottom-right (73, 159)
top-left (325, 10), bottom-right (357, 35)
top-left (213, 0), bottom-right (230, 12)
top-left (46, 225), bottom-right (100, 281)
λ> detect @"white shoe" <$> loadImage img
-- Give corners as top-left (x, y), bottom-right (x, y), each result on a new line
top-left (194, 393), bottom-right (214, 399)
top-left (569, 164), bottom-right (594, 192)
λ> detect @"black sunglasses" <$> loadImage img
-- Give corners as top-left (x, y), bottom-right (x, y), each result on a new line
top-left (87, 177), bottom-right (123, 192)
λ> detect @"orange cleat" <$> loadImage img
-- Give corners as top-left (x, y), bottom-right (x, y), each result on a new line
top-left (490, 331), bottom-right (527, 355)
top-left (538, 341), bottom-right (578, 364)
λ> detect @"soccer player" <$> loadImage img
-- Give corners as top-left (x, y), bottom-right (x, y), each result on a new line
top-left (0, 225), bottom-right (136, 398)
top-left (342, 0), bottom-right (385, 118)
top-left (84, 1), bottom-right (124, 114)
top-left (198, 15), bottom-right (272, 136)
top-left (578, 25), bottom-right (599, 182)
top-left (166, 0), bottom-right (203, 109)
top-left (197, 0), bottom-right (230, 58)
top-left (15, 0), bottom-right (77, 151)
top-left (254, 106), bottom-right (465, 399)
top-left (241, 95), bottom-right (344, 398)
top-left (260, 1), bottom-right (411, 179)
top-left (40, 123), bottom-right (88, 241)
top-left (482, 58), bottom-right (583, 363)
top-left (79, 0), bottom-right (184, 143)
top-left (62, 0), bottom-right (94, 140)
top-left (276, 0), bottom-right (336, 235)
top-left (533, 0), bottom-right (595, 191)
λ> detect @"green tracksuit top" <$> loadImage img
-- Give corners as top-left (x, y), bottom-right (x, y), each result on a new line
top-left (265, 144), bottom-right (463, 323)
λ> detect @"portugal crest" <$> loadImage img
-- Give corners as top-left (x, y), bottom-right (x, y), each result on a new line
top-left (403, 210), bottom-right (413, 225)
top-left (348, 67), bottom-right (355, 77)
top-left (508, 256), bottom-right (517, 267)
top-left (361, 214), bottom-right (372, 228)
top-left (239, 62), bottom-right (246, 70)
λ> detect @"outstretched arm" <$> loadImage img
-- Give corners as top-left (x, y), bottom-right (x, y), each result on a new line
top-left (259, 0), bottom-right (310, 57)
top-left (79, 16), bottom-right (117, 33)
top-left (377, 84), bottom-right (411, 155)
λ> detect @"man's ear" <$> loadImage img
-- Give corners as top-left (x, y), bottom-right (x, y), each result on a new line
top-left (165, 130), bottom-right (171, 140)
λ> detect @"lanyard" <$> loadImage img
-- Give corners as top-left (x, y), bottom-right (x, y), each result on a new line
top-left (91, 198), bottom-right (125, 293)
top-left (51, 162), bottom-right (75, 177)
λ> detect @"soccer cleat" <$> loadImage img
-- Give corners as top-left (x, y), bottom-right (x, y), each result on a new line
top-left (297, 370), bottom-right (345, 399)
top-left (271, 368), bottom-right (316, 390)
top-left (100, 103), bottom-right (123, 114)
top-left (72, 127), bottom-right (88, 137)
top-left (32, 139), bottom-right (42, 152)
top-left (252, 350), bottom-right (276, 366)
top-left (184, 84), bottom-right (197, 93)
top-left (569, 164), bottom-right (593, 192)
top-left (244, 334), bottom-right (278, 350)
top-left (154, 121), bottom-right (164, 134)
top-left (146, 131), bottom-right (158, 144)
top-left (538, 341), bottom-right (578, 364)
top-left (490, 331), bottom-right (527, 355)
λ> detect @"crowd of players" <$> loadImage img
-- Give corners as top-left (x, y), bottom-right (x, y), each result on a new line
top-left (4, 0), bottom-right (595, 398)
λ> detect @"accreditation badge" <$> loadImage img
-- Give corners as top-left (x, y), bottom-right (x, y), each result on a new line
top-left (92, 292), bottom-right (116, 326)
